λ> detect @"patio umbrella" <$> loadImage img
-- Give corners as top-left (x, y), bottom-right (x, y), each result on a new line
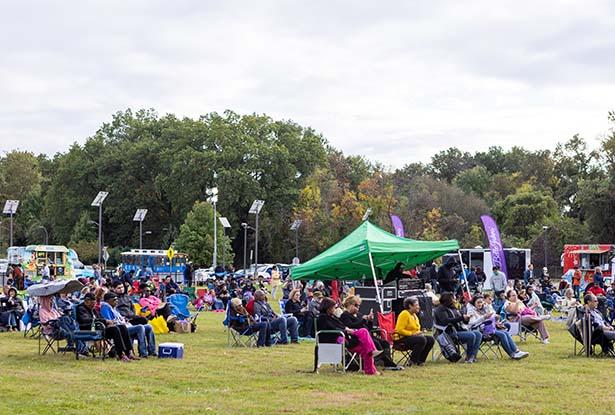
top-left (26, 279), bottom-right (84, 297)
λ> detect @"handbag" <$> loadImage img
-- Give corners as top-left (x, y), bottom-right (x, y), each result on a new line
top-left (435, 331), bottom-right (462, 362)
top-left (149, 315), bottom-right (169, 334)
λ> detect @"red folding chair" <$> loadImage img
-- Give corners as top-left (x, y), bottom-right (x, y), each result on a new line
top-left (377, 312), bottom-right (395, 344)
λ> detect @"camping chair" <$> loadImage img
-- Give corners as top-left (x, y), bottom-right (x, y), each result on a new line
top-left (22, 304), bottom-right (41, 339)
top-left (223, 303), bottom-right (258, 348)
top-left (38, 319), bottom-right (68, 356)
top-left (431, 323), bottom-right (467, 362)
top-left (168, 293), bottom-right (200, 324)
top-left (569, 306), bottom-right (615, 358)
top-left (313, 318), bottom-right (361, 373)
top-left (477, 333), bottom-right (504, 360)
top-left (71, 304), bottom-right (110, 360)
top-left (518, 321), bottom-right (542, 342)
top-left (377, 312), bottom-right (412, 366)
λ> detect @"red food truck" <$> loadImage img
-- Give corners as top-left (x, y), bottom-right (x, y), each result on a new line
top-left (561, 244), bottom-right (615, 286)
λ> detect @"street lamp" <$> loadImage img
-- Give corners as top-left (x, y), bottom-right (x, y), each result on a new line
top-left (91, 191), bottom-right (109, 265)
top-left (362, 208), bottom-right (372, 222)
top-left (207, 187), bottom-right (219, 268)
top-left (290, 219), bottom-right (302, 263)
top-left (133, 209), bottom-right (148, 250)
top-left (219, 217), bottom-right (231, 267)
top-left (3, 200), bottom-right (20, 247)
top-left (542, 226), bottom-right (549, 269)
top-left (241, 222), bottom-right (255, 275)
top-left (249, 200), bottom-right (265, 277)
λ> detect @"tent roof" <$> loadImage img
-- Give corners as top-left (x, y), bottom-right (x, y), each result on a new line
top-left (291, 221), bottom-right (459, 280)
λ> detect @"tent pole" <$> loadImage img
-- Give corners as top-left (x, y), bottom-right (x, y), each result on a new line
top-left (457, 250), bottom-right (471, 295)
top-left (368, 252), bottom-right (384, 313)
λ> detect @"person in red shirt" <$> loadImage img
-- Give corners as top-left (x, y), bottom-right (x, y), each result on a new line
top-left (586, 282), bottom-right (606, 297)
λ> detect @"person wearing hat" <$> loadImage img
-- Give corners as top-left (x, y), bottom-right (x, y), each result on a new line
top-left (76, 292), bottom-right (137, 362)
top-left (100, 292), bottom-right (157, 358)
top-left (229, 297), bottom-right (271, 347)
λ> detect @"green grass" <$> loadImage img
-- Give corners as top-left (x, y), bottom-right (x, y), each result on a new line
top-left (1, 312), bottom-right (614, 415)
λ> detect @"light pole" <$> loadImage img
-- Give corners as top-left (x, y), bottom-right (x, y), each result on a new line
top-left (241, 222), bottom-right (255, 274)
top-left (133, 209), bottom-right (148, 250)
top-left (3, 200), bottom-right (20, 247)
top-left (249, 200), bottom-right (265, 277)
top-left (207, 187), bottom-right (219, 268)
top-left (542, 225), bottom-right (549, 269)
top-left (219, 217), bottom-right (231, 267)
top-left (290, 219), bottom-right (302, 262)
top-left (362, 207), bottom-right (372, 222)
top-left (91, 191), bottom-right (109, 265)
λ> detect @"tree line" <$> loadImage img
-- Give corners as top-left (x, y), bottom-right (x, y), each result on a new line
top-left (1, 109), bottom-right (614, 269)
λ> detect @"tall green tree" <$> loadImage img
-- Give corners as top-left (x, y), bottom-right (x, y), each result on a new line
top-left (175, 201), bottom-right (233, 267)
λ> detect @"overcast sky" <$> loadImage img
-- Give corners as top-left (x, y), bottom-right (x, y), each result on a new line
top-left (1, 1), bottom-right (614, 168)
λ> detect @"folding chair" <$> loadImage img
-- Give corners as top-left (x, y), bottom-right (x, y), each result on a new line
top-left (569, 306), bottom-right (615, 358)
top-left (431, 323), bottom-right (467, 362)
top-left (22, 305), bottom-right (41, 339)
top-left (477, 334), bottom-right (504, 359)
top-left (518, 322), bottom-right (542, 342)
top-left (168, 293), bottom-right (199, 323)
top-left (376, 312), bottom-right (411, 366)
top-left (223, 304), bottom-right (258, 348)
top-left (38, 321), bottom-right (66, 356)
top-left (313, 319), bottom-right (361, 373)
top-left (71, 304), bottom-right (111, 360)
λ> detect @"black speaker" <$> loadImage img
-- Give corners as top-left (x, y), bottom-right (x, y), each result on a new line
top-left (392, 293), bottom-right (434, 330)
top-left (358, 299), bottom-right (391, 316)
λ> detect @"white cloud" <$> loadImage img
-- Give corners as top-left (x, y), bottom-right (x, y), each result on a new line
top-left (1, 0), bottom-right (614, 167)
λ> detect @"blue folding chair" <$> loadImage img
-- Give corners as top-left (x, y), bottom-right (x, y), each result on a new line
top-left (168, 293), bottom-right (199, 323)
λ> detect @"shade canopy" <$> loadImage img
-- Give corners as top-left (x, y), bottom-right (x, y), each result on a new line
top-left (27, 279), bottom-right (84, 297)
top-left (291, 221), bottom-right (459, 280)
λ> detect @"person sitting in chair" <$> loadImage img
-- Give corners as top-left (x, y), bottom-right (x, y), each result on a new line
top-left (467, 295), bottom-right (528, 360)
top-left (317, 297), bottom-right (381, 375)
top-left (113, 281), bottom-right (149, 325)
top-left (434, 292), bottom-right (482, 363)
top-left (253, 290), bottom-right (299, 344)
top-left (76, 293), bottom-right (137, 362)
top-left (229, 298), bottom-right (271, 347)
top-left (101, 292), bottom-right (157, 358)
top-left (504, 290), bottom-right (550, 344)
top-left (284, 289), bottom-right (313, 338)
top-left (393, 297), bottom-right (435, 366)
top-left (340, 295), bottom-right (402, 370)
top-left (584, 293), bottom-right (615, 354)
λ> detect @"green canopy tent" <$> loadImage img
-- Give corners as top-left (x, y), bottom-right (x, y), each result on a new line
top-left (291, 221), bottom-right (459, 311)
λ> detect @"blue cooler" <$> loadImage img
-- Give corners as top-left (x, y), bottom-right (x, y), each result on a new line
top-left (158, 342), bottom-right (184, 359)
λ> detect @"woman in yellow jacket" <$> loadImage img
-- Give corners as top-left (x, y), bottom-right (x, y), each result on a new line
top-left (394, 297), bottom-right (435, 366)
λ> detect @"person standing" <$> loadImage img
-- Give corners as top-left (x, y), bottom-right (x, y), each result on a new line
top-left (593, 267), bottom-right (605, 289)
top-left (183, 262), bottom-right (193, 288)
top-left (523, 264), bottom-right (534, 286)
top-left (491, 266), bottom-right (507, 295)
top-left (270, 266), bottom-right (281, 299)
top-left (572, 266), bottom-right (582, 299)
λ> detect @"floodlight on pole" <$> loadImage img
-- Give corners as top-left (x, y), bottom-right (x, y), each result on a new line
top-left (362, 208), bottom-right (372, 221)
top-left (290, 219), bottom-right (302, 261)
top-left (207, 187), bottom-right (219, 268)
top-left (3, 200), bottom-right (20, 247)
top-left (249, 200), bottom-right (265, 276)
top-left (133, 209), bottom-right (148, 250)
top-left (91, 191), bottom-right (108, 265)
top-left (219, 216), bottom-right (231, 267)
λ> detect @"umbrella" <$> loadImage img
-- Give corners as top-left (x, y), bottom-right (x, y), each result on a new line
top-left (26, 279), bottom-right (84, 297)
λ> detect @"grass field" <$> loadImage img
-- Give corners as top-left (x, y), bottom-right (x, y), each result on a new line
top-left (1, 309), bottom-right (614, 415)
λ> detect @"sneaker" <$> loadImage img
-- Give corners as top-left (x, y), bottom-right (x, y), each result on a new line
top-left (383, 365), bottom-right (403, 371)
top-left (542, 339), bottom-right (550, 344)
top-left (517, 351), bottom-right (529, 359)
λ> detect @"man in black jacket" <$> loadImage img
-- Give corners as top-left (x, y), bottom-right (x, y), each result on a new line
top-left (437, 259), bottom-right (458, 293)
top-left (112, 281), bottom-right (148, 325)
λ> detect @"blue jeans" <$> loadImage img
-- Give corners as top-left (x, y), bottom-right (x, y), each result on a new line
top-left (493, 329), bottom-right (518, 356)
top-left (454, 330), bottom-right (482, 359)
top-left (127, 324), bottom-right (157, 357)
top-left (268, 316), bottom-right (299, 343)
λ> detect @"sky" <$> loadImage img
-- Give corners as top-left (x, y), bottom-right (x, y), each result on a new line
top-left (1, 1), bottom-right (614, 168)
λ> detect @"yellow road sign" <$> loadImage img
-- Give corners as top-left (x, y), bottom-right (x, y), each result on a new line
top-left (166, 247), bottom-right (175, 260)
